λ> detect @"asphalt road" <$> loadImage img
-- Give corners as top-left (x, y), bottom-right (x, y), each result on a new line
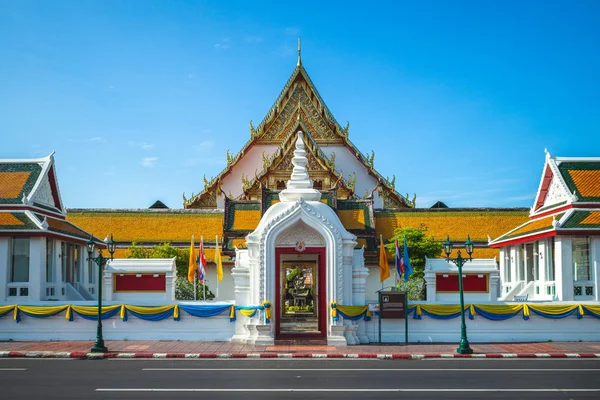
top-left (1, 358), bottom-right (600, 399)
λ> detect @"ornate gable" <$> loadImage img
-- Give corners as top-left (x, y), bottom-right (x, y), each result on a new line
top-left (185, 60), bottom-right (413, 210)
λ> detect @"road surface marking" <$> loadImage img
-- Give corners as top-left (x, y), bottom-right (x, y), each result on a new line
top-left (97, 388), bottom-right (600, 392)
top-left (142, 368), bottom-right (600, 372)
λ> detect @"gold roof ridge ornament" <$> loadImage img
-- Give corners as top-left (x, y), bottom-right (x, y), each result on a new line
top-left (297, 36), bottom-right (302, 67)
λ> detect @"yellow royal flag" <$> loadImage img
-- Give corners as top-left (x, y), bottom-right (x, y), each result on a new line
top-left (379, 235), bottom-right (390, 282)
top-left (216, 235), bottom-right (223, 282)
top-left (187, 235), bottom-right (196, 283)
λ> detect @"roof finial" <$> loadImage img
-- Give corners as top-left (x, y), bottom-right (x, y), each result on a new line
top-left (297, 36), bottom-right (302, 67)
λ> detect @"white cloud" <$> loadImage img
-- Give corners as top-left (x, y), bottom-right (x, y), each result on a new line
top-left (128, 141), bottom-right (156, 149)
top-left (140, 157), bottom-right (158, 167)
top-left (214, 38), bottom-right (230, 50)
top-left (89, 137), bottom-right (106, 143)
top-left (197, 140), bottom-right (214, 151)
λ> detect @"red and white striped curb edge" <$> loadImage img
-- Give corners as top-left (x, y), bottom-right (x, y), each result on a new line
top-left (1, 351), bottom-right (599, 359)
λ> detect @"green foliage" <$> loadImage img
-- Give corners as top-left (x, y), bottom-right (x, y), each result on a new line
top-left (384, 226), bottom-right (442, 280)
top-left (395, 278), bottom-right (426, 301)
top-left (175, 276), bottom-right (215, 300)
top-left (127, 241), bottom-right (189, 278)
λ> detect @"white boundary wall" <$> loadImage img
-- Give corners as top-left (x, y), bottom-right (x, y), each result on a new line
top-left (1, 302), bottom-right (598, 343)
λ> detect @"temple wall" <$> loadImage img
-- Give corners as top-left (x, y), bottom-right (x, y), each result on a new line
top-left (1, 302), bottom-right (597, 343)
top-left (218, 144), bottom-right (279, 206)
top-left (364, 312), bottom-right (600, 343)
top-left (321, 146), bottom-right (382, 207)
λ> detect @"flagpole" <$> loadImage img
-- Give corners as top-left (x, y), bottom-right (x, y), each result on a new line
top-left (201, 235), bottom-right (206, 301)
top-left (380, 234), bottom-right (384, 291)
top-left (216, 235), bottom-right (219, 300)
top-left (194, 271), bottom-right (197, 301)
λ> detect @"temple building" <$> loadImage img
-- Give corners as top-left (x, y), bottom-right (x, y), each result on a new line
top-left (491, 151), bottom-right (600, 302)
top-left (2, 49), bottom-right (599, 345)
top-left (65, 50), bottom-right (529, 302)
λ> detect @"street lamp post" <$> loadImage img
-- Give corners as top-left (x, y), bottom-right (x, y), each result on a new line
top-left (86, 234), bottom-right (116, 353)
top-left (443, 235), bottom-right (474, 355)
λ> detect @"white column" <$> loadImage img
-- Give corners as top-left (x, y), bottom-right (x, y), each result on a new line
top-left (231, 248), bottom-right (251, 343)
top-left (498, 248), bottom-right (506, 287)
top-left (55, 240), bottom-right (64, 299)
top-left (28, 237), bottom-right (46, 301)
top-left (555, 236), bottom-right (573, 301)
top-left (592, 237), bottom-right (600, 302)
top-left (0, 238), bottom-right (9, 301)
top-left (510, 246), bottom-right (518, 284)
top-left (537, 240), bottom-right (547, 285)
top-left (351, 247), bottom-right (369, 343)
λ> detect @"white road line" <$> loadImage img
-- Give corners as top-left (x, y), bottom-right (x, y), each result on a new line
top-left (96, 388), bottom-right (600, 392)
top-left (0, 368), bottom-right (27, 371)
top-left (142, 368), bottom-right (600, 372)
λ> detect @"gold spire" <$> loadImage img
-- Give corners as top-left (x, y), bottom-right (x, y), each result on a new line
top-left (297, 36), bottom-right (302, 66)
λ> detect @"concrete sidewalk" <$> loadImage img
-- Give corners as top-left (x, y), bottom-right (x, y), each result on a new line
top-left (1, 340), bottom-right (600, 359)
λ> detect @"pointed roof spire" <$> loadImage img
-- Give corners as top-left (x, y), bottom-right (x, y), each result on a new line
top-left (297, 36), bottom-right (302, 67)
top-left (279, 131), bottom-right (321, 202)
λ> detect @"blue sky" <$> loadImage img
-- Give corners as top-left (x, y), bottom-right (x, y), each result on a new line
top-left (1, 1), bottom-right (598, 209)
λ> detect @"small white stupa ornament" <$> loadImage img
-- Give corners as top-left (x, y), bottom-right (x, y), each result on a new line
top-left (278, 131), bottom-right (322, 202)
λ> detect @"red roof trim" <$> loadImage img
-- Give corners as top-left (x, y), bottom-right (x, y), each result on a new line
top-left (531, 204), bottom-right (572, 219)
top-left (47, 165), bottom-right (62, 211)
top-left (490, 230), bottom-right (556, 248)
top-left (0, 205), bottom-right (65, 219)
top-left (534, 164), bottom-right (553, 212)
top-left (532, 203), bottom-right (600, 220)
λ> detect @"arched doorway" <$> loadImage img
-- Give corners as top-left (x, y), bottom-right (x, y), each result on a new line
top-left (275, 247), bottom-right (326, 339)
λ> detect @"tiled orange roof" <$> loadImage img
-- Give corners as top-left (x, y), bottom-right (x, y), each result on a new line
top-left (375, 210), bottom-right (529, 242)
top-left (67, 211), bottom-right (224, 242)
top-left (43, 215), bottom-right (90, 239)
top-left (0, 172), bottom-right (30, 199)
top-left (0, 213), bottom-right (24, 226)
top-left (338, 209), bottom-right (366, 230)
top-left (232, 210), bottom-right (261, 231)
top-left (503, 214), bottom-right (556, 239)
top-left (568, 170), bottom-right (600, 197)
top-left (581, 211), bottom-right (600, 225)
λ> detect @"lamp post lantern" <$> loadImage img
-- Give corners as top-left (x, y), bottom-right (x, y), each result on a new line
top-left (86, 234), bottom-right (116, 353)
top-left (443, 235), bottom-right (474, 355)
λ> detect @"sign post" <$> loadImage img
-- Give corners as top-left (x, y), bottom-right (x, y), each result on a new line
top-left (378, 291), bottom-right (407, 344)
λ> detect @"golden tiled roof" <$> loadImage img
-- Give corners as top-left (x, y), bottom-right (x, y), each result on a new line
top-left (581, 211), bottom-right (600, 225)
top-left (67, 211), bottom-right (224, 242)
top-left (375, 210), bottom-right (529, 241)
top-left (338, 209), bottom-right (366, 230)
top-left (0, 172), bottom-right (31, 199)
top-left (504, 214), bottom-right (556, 239)
top-left (569, 170), bottom-right (600, 197)
top-left (232, 210), bottom-right (261, 231)
top-left (0, 213), bottom-right (24, 226)
top-left (44, 216), bottom-right (90, 239)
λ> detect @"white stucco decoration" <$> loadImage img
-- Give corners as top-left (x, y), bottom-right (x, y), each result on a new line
top-left (278, 131), bottom-right (322, 202)
top-left (275, 220), bottom-right (326, 247)
top-left (32, 176), bottom-right (55, 206)
top-left (543, 176), bottom-right (569, 209)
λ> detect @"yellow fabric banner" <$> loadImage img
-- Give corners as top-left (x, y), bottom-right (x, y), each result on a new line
top-left (187, 235), bottom-right (196, 283)
top-left (379, 236), bottom-right (390, 282)
top-left (216, 235), bottom-right (223, 282)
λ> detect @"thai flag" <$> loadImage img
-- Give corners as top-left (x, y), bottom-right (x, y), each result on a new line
top-left (403, 234), bottom-right (413, 282)
top-left (197, 237), bottom-right (207, 283)
top-left (395, 237), bottom-right (404, 282)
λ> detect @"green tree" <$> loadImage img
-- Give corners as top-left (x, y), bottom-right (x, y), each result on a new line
top-left (384, 227), bottom-right (442, 280)
top-left (126, 242), bottom-right (214, 300)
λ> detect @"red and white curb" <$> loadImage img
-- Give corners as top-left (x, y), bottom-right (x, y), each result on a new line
top-left (1, 351), bottom-right (599, 359)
